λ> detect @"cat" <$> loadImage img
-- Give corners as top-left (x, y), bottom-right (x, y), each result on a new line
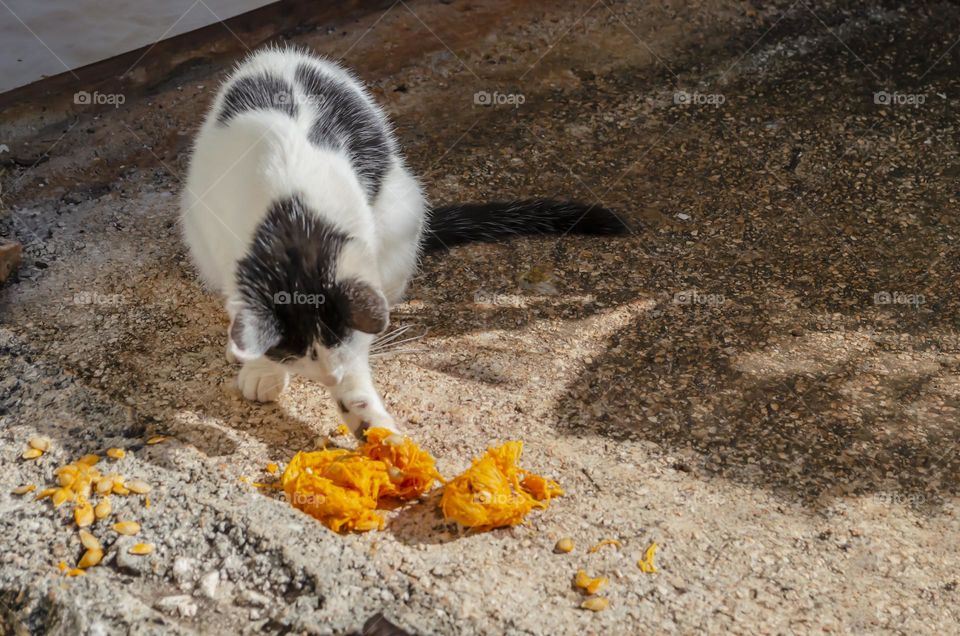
top-left (181, 46), bottom-right (626, 437)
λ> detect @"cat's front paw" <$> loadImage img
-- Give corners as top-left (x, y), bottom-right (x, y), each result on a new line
top-left (338, 399), bottom-right (400, 439)
top-left (237, 362), bottom-right (289, 402)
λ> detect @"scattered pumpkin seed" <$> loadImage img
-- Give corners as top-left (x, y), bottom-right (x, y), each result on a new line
top-left (77, 454), bottom-right (100, 466)
top-left (79, 530), bottom-right (101, 551)
top-left (94, 498), bottom-right (112, 519)
top-left (106, 448), bottom-right (126, 460)
top-left (77, 548), bottom-right (103, 569)
top-left (57, 560), bottom-right (67, 572)
top-left (76, 480), bottom-right (93, 499)
top-left (580, 597), bottom-right (610, 612)
top-left (112, 521), bottom-right (141, 536)
top-left (574, 569), bottom-right (608, 595)
top-left (144, 496), bottom-right (151, 509)
top-left (21, 448), bottom-right (43, 460)
top-left (266, 463), bottom-right (279, 474)
top-left (126, 479), bottom-right (151, 494)
top-left (95, 477), bottom-right (114, 495)
top-left (75, 502), bottom-right (94, 528)
top-left (12, 484), bottom-right (36, 495)
top-left (35, 488), bottom-right (56, 500)
top-left (66, 568), bottom-right (86, 577)
top-left (52, 488), bottom-right (72, 507)
top-left (146, 435), bottom-right (168, 445)
top-left (128, 543), bottom-right (154, 555)
top-left (554, 537), bottom-right (575, 553)
top-left (29, 437), bottom-right (50, 452)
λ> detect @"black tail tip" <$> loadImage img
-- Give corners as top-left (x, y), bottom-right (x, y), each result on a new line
top-left (568, 203), bottom-right (631, 235)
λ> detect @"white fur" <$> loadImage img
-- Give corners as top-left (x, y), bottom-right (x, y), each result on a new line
top-left (181, 48), bottom-right (425, 434)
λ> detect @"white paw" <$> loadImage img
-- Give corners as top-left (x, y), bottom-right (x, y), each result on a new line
top-left (339, 398), bottom-right (400, 438)
top-left (237, 364), bottom-right (288, 402)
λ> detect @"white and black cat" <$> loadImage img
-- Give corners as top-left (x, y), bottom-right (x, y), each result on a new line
top-left (181, 47), bottom-right (625, 436)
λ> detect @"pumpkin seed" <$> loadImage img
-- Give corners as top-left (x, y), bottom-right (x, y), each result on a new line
top-left (112, 521), bottom-right (141, 536)
top-left (78, 530), bottom-right (101, 551)
top-left (77, 548), bottom-right (103, 568)
top-left (554, 537), bottom-right (575, 553)
top-left (580, 597), bottom-right (610, 612)
top-left (128, 543), bottom-right (154, 555)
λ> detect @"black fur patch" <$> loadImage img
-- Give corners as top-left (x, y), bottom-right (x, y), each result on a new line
top-left (217, 74), bottom-right (299, 124)
top-left (235, 195), bottom-right (357, 357)
top-left (294, 63), bottom-right (393, 200)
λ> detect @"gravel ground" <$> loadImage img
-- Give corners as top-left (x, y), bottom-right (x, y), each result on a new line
top-left (2, 0), bottom-right (959, 633)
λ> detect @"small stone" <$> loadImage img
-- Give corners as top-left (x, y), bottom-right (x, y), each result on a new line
top-left (197, 571), bottom-right (219, 599)
top-left (172, 556), bottom-right (197, 589)
top-left (156, 595), bottom-right (198, 618)
top-left (236, 589), bottom-right (270, 607)
top-left (431, 564), bottom-right (452, 577)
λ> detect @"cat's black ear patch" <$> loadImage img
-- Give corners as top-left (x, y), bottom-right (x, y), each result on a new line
top-left (339, 279), bottom-right (389, 334)
top-left (229, 306), bottom-right (281, 360)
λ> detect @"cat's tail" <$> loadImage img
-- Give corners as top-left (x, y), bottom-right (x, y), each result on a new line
top-left (423, 199), bottom-right (629, 251)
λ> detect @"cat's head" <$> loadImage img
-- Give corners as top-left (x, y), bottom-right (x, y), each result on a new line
top-left (226, 195), bottom-right (388, 385)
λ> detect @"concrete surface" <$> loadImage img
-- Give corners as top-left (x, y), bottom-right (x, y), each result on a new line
top-left (1, 0), bottom-right (959, 633)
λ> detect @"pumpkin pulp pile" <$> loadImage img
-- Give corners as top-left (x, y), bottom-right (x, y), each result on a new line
top-left (439, 441), bottom-right (563, 531)
top-left (280, 428), bottom-right (443, 532)
top-left (281, 430), bottom-right (563, 532)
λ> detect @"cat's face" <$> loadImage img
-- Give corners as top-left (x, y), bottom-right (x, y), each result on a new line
top-left (228, 278), bottom-right (387, 386)
top-left (226, 194), bottom-right (388, 382)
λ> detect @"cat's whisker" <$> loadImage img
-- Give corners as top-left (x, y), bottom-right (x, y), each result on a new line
top-left (371, 332), bottom-right (427, 353)
top-left (373, 324), bottom-right (414, 346)
top-left (370, 347), bottom-right (428, 358)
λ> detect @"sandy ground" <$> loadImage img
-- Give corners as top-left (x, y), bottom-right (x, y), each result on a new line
top-left (2, 0), bottom-right (960, 633)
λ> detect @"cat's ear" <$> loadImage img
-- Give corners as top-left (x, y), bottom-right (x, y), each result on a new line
top-left (227, 300), bottom-right (281, 361)
top-left (339, 279), bottom-right (389, 334)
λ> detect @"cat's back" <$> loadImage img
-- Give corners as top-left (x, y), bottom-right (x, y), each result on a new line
top-left (181, 47), bottom-right (398, 291)
top-left (213, 47), bottom-right (396, 199)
